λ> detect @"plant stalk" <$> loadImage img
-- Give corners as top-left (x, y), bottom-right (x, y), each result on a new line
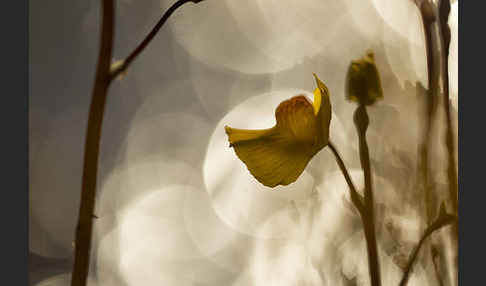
top-left (71, 1), bottom-right (204, 285)
top-left (328, 141), bottom-right (364, 214)
top-left (354, 105), bottom-right (381, 286)
top-left (419, 1), bottom-right (441, 225)
top-left (438, 0), bottom-right (458, 216)
top-left (438, 1), bottom-right (458, 285)
top-left (71, 1), bottom-right (114, 285)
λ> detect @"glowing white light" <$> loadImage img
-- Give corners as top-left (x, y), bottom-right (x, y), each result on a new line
top-left (203, 88), bottom-right (350, 238)
top-left (371, 0), bottom-right (424, 46)
top-left (165, 0), bottom-right (348, 74)
top-left (97, 159), bottom-right (199, 213)
top-left (97, 185), bottom-right (211, 286)
top-left (125, 79), bottom-right (213, 166)
top-left (182, 182), bottom-right (239, 257)
top-left (449, 1), bottom-right (458, 110)
top-left (246, 169), bottom-right (361, 286)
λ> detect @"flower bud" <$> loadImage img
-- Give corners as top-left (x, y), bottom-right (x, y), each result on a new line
top-left (345, 51), bottom-right (383, 105)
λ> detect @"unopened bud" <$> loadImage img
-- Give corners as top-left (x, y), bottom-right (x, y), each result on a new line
top-left (345, 51), bottom-right (383, 106)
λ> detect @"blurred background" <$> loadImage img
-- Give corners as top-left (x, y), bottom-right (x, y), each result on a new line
top-left (29, 0), bottom-right (458, 285)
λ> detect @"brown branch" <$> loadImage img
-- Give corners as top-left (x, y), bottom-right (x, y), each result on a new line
top-left (354, 105), bottom-right (382, 286)
top-left (438, 1), bottom-right (458, 285)
top-left (328, 141), bottom-right (365, 215)
top-left (417, 0), bottom-right (441, 225)
top-left (411, 3), bottom-right (453, 285)
top-left (71, 1), bottom-right (205, 286)
top-left (110, 0), bottom-right (205, 81)
top-left (329, 138), bottom-right (382, 286)
top-left (399, 208), bottom-right (456, 286)
top-left (71, 0), bottom-right (114, 285)
top-left (438, 0), bottom-right (457, 216)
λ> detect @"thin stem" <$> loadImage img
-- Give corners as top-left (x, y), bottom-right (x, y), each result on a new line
top-left (419, 1), bottom-right (441, 225)
top-left (354, 105), bottom-right (381, 286)
top-left (438, 1), bottom-right (458, 285)
top-left (71, 1), bottom-right (204, 286)
top-left (438, 0), bottom-right (458, 216)
top-left (109, 0), bottom-right (204, 81)
top-left (71, 0), bottom-right (114, 286)
top-left (412, 3), bottom-right (449, 284)
top-left (399, 212), bottom-right (456, 286)
top-left (328, 141), bottom-right (364, 214)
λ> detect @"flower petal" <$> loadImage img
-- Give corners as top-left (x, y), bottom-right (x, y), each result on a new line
top-left (313, 73), bottom-right (332, 145)
top-left (225, 95), bottom-right (321, 187)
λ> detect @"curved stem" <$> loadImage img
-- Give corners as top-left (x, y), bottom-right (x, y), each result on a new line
top-left (328, 141), bottom-right (364, 214)
top-left (110, 0), bottom-right (204, 81)
top-left (71, 1), bottom-right (114, 286)
top-left (400, 213), bottom-right (456, 286)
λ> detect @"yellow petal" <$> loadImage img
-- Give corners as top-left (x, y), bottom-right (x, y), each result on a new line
top-left (312, 88), bottom-right (321, 116)
top-left (224, 126), bottom-right (271, 146)
top-left (312, 73), bottom-right (328, 115)
top-left (225, 95), bottom-right (323, 187)
top-left (313, 73), bottom-right (332, 144)
top-left (274, 95), bottom-right (320, 144)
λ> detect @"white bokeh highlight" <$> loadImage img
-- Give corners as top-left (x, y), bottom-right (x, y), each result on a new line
top-left (203, 88), bottom-right (350, 238)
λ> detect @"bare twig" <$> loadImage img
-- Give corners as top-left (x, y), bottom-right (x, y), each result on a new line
top-left (71, 1), bottom-right (205, 285)
top-left (110, 0), bottom-right (204, 81)
top-left (71, 1), bottom-right (114, 286)
top-left (399, 207), bottom-right (457, 286)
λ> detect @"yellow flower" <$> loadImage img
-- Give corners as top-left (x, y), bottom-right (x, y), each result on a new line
top-left (224, 74), bottom-right (332, 187)
top-left (345, 51), bottom-right (383, 105)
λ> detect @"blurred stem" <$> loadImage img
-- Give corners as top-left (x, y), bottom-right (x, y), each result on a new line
top-left (354, 105), bottom-right (381, 286)
top-left (328, 141), bottom-right (364, 214)
top-left (110, 0), bottom-right (204, 81)
top-left (72, 1), bottom-right (203, 286)
top-left (71, 0), bottom-right (114, 286)
top-left (399, 211), bottom-right (457, 286)
top-left (438, 0), bottom-right (458, 216)
top-left (412, 1), bottom-right (458, 285)
top-left (418, 0), bottom-right (440, 225)
top-left (412, 3), bottom-right (444, 285)
top-left (438, 1), bottom-right (458, 285)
